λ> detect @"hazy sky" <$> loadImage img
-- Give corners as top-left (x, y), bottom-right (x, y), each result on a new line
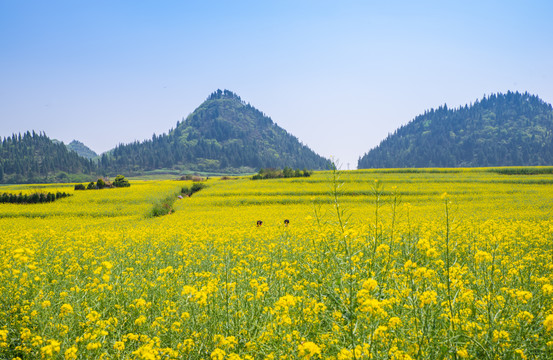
top-left (1, 1), bottom-right (552, 168)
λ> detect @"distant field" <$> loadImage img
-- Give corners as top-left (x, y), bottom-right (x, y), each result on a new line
top-left (1, 168), bottom-right (553, 359)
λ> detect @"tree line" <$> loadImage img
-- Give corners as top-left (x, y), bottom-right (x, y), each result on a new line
top-left (0, 191), bottom-right (72, 204)
top-left (0, 131), bottom-right (96, 183)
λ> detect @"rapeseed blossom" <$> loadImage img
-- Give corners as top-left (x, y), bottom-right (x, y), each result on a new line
top-left (298, 342), bottom-right (321, 359)
top-left (1, 171), bottom-right (553, 358)
top-left (544, 315), bottom-right (553, 332)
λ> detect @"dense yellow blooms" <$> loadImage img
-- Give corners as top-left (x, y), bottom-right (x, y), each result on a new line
top-left (1, 170), bottom-right (553, 358)
top-left (544, 315), bottom-right (553, 332)
top-left (298, 341), bottom-right (321, 359)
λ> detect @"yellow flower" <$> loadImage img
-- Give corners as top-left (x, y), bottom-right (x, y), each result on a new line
top-left (41, 339), bottom-right (61, 358)
top-left (211, 348), bottom-right (226, 360)
top-left (298, 341), bottom-right (321, 359)
top-left (544, 314), bottom-right (553, 332)
top-left (474, 250), bottom-right (492, 263)
top-left (134, 315), bottom-right (147, 326)
top-left (492, 330), bottom-right (510, 342)
top-left (516, 311), bottom-right (534, 324)
top-left (419, 290), bottom-right (437, 307)
top-left (361, 278), bottom-right (378, 291)
top-left (515, 290), bottom-right (532, 304)
top-left (337, 348), bottom-right (353, 360)
top-left (59, 304), bottom-right (73, 316)
top-left (515, 349), bottom-right (527, 360)
top-left (86, 311), bottom-right (101, 322)
top-left (388, 316), bottom-right (402, 329)
top-left (542, 284), bottom-right (553, 295)
top-left (64, 346), bottom-right (78, 360)
top-left (456, 349), bottom-right (469, 358)
top-left (86, 342), bottom-right (101, 351)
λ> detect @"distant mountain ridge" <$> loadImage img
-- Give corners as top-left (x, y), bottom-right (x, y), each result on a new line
top-left (66, 140), bottom-right (98, 160)
top-left (100, 89), bottom-right (330, 173)
top-left (358, 91), bottom-right (553, 168)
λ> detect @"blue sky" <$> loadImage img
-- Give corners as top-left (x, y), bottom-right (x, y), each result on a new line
top-left (1, 1), bottom-right (552, 168)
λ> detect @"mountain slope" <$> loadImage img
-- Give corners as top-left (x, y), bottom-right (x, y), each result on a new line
top-left (101, 90), bottom-right (330, 173)
top-left (0, 131), bottom-right (96, 183)
top-left (66, 140), bottom-right (98, 160)
top-left (358, 91), bottom-right (553, 168)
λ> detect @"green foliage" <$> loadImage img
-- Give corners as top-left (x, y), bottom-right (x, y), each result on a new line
top-left (74, 184), bottom-right (86, 190)
top-left (96, 178), bottom-right (106, 189)
top-left (486, 166), bottom-right (553, 175)
top-left (149, 195), bottom-right (176, 217)
top-left (178, 174), bottom-right (204, 181)
top-left (358, 91), bottom-right (553, 168)
top-left (87, 182), bottom-right (96, 190)
top-left (181, 182), bottom-right (206, 196)
top-left (252, 167), bottom-right (312, 180)
top-left (150, 182), bottom-right (206, 217)
top-left (149, 201), bottom-right (173, 217)
top-left (0, 191), bottom-right (72, 204)
top-left (100, 90), bottom-right (330, 174)
top-left (113, 175), bottom-right (130, 187)
top-left (190, 182), bottom-right (206, 194)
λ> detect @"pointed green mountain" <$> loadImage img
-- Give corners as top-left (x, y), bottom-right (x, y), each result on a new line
top-left (102, 90), bottom-right (330, 173)
top-left (358, 91), bottom-right (553, 168)
top-left (66, 140), bottom-right (98, 160)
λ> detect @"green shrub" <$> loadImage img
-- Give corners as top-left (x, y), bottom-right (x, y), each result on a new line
top-left (149, 195), bottom-right (176, 217)
top-left (74, 184), bottom-right (86, 190)
top-left (149, 202), bottom-right (173, 217)
top-left (113, 175), bottom-right (130, 187)
top-left (181, 182), bottom-right (206, 196)
top-left (190, 182), bottom-right (206, 194)
top-left (87, 182), bottom-right (96, 190)
top-left (252, 168), bottom-right (312, 180)
top-left (0, 191), bottom-right (71, 204)
top-left (96, 178), bottom-right (106, 189)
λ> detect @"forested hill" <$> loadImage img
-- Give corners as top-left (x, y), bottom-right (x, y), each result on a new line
top-left (358, 91), bottom-right (553, 168)
top-left (0, 131), bottom-right (96, 183)
top-left (101, 90), bottom-right (330, 173)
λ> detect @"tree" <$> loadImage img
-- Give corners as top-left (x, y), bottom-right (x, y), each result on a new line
top-left (96, 178), bottom-right (106, 189)
top-left (113, 175), bottom-right (130, 188)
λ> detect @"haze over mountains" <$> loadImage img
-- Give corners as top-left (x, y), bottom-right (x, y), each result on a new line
top-left (66, 140), bottom-right (98, 160)
top-left (1, 90), bottom-right (553, 184)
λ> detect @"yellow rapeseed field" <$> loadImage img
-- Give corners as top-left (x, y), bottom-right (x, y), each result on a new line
top-left (1, 168), bottom-right (553, 359)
